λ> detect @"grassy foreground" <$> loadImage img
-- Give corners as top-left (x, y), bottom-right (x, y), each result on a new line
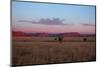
top-left (12, 37), bottom-right (96, 66)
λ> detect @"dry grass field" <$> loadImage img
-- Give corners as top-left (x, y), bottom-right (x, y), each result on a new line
top-left (12, 36), bottom-right (96, 66)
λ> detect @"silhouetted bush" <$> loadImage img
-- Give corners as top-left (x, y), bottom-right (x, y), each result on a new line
top-left (83, 38), bottom-right (87, 42)
top-left (58, 36), bottom-right (63, 42)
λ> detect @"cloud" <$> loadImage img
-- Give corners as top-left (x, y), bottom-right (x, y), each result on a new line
top-left (81, 23), bottom-right (95, 26)
top-left (18, 18), bottom-right (73, 25)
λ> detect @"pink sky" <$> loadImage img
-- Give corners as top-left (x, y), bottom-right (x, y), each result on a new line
top-left (13, 23), bottom-right (95, 34)
top-left (12, 17), bottom-right (95, 34)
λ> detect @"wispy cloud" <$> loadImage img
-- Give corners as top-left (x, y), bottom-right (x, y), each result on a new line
top-left (18, 18), bottom-right (73, 25)
top-left (81, 23), bottom-right (95, 26)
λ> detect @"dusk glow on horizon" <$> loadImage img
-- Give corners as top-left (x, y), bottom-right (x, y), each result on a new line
top-left (12, 1), bottom-right (96, 34)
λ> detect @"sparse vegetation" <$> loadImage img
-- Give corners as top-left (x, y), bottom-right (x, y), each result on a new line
top-left (12, 36), bottom-right (96, 66)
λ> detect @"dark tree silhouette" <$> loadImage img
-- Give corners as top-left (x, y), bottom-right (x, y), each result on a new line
top-left (58, 36), bottom-right (63, 42)
top-left (83, 38), bottom-right (87, 42)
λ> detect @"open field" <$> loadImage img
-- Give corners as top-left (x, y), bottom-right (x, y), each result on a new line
top-left (12, 36), bottom-right (96, 66)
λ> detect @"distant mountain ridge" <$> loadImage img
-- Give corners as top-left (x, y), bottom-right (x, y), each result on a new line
top-left (12, 31), bottom-right (95, 37)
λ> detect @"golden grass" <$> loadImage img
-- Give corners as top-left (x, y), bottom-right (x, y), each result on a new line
top-left (12, 36), bottom-right (96, 65)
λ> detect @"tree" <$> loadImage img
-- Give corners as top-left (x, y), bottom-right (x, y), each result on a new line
top-left (83, 37), bottom-right (87, 42)
top-left (58, 36), bottom-right (63, 43)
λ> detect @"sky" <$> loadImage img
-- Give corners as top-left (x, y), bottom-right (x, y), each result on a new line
top-left (12, 1), bottom-right (96, 34)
